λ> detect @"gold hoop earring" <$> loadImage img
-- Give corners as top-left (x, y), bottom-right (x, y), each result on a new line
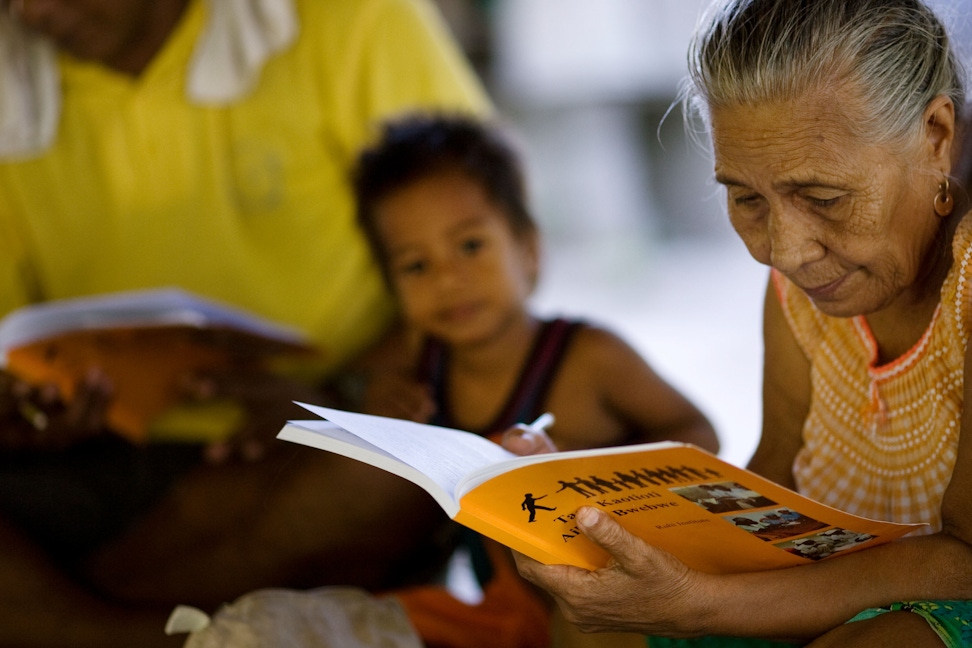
top-left (934, 177), bottom-right (954, 217)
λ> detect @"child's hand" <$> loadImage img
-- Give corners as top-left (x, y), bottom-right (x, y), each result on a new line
top-left (500, 424), bottom-right (559, 456)
top-left (361, 370), bottom-right (437, 423)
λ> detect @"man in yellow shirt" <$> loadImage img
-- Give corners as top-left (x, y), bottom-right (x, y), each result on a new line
top-left (0, 0), bottom-right (489, 645)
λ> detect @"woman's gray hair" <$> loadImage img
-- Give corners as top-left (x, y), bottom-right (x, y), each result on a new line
top-left (682, 0), bottom-right (967, 151)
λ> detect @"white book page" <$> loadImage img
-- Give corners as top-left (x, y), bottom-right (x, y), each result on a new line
top-left (278, 420), bottom-right (463, 516)
top-left (295, 403), bottom-right (515, 500)
top-left (0, 288), bottom-right (307, 353)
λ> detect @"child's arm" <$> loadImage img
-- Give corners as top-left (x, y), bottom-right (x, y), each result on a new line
top-left (572, 325), bottom-right (719, 453)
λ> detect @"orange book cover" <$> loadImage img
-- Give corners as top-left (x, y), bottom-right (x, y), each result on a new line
top-left (1, 289), bottom-right (317, 443)
top-left (278, 404), bottom-right (923, 573)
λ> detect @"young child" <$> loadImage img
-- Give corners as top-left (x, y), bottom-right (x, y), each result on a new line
top-left (350, 113), bottom-right (719, 648)
top-left (353, 113), bottom-right (717, 455)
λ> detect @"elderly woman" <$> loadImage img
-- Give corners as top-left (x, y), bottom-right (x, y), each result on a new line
top-left (508, 0), bottom-right (972, 646)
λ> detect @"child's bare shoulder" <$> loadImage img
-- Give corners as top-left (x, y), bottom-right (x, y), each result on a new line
top-left (544, 322), bottom-right (651, 449)
top-left (561, 320), bottom-right (650, 371)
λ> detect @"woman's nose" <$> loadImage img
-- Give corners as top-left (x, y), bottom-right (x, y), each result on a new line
top-left (767, 209), bottom-right (823, 273)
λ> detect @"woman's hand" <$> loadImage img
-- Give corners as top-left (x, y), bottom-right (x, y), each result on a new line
top-left (0, 368), bottom-right (114, 451)
top-left (498, 420), bottom-right (718, 637)
top-left (512, 506), bottom-right (712, 638)
top-left (172, 328), bottom-right (332, 463)
top-left (181, 367), bottom-right (323, 464)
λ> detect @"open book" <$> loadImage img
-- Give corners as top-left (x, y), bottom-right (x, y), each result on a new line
top-left (278, 404), bottom-right (923, 573)
top-left (0, 289), bottom-right (318, 443)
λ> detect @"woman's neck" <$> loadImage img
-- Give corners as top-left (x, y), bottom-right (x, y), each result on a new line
top-left (866, 223), bottom-right (955, 363)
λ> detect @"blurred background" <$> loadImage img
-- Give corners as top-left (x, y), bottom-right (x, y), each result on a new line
top-left (431, 0), bottom-right (972, 466)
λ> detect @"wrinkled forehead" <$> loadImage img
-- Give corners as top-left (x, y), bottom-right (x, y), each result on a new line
top-left (708, 89), bottom-right (882, 181)
top-left (710, 96), bottom-right (860, 167)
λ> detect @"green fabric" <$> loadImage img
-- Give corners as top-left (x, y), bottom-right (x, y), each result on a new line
top-left (849, 600), bottom-right (972, 648)
top-left (647, 599), bottom-right (972, 647)
top-left (648, 637), bottom-right (797, 647)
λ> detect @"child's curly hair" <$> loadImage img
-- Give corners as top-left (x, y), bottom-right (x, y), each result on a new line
top-left (353, 113), bottom-right (535, 282)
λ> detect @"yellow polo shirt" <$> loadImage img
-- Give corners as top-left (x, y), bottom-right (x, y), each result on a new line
top-left (0, 0), bottom-right (490, 376)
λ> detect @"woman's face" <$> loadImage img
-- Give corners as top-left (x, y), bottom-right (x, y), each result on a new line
top-left (711, 88), bottom-right (950, 318)
top-left (8, 0), bottom-right (187, 74)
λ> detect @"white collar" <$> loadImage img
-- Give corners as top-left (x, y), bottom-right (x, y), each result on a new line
top-left (0, 0), bottom-right (298, 159)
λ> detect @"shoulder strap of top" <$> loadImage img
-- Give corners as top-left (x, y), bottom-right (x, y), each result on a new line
top-left (946, 211), bottom-right (972, 347)
top-left (493, 318), bottom-right (582, 431)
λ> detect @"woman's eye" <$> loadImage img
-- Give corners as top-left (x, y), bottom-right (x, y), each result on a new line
top-left (808, 195), bottom-right (842, 208)
top-left (733, 194), bottom-right (762, 207)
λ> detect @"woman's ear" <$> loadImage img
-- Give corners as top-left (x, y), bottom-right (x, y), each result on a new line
top-left (924, 94), bottom-right (956, 174)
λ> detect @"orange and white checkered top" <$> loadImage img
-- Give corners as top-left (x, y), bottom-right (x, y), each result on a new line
top-left (773, 214), bottom-right (972, 534)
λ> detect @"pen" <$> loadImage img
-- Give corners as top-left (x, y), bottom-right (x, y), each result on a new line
top-left (527, 412), bottom-right (554, 433)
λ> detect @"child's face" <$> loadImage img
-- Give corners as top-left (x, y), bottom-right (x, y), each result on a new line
top-left (373, 172), bottom-right (538, 345)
